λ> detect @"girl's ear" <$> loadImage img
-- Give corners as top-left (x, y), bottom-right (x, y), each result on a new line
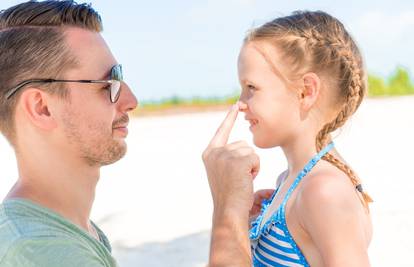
top-left (299, 72), bottom-right (321, 111)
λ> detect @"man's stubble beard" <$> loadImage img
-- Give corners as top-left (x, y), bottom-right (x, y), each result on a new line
top-left (61, 109), bottom-right (127, 167)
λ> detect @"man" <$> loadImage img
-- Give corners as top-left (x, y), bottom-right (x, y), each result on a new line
top-left (0, 1), bottom-right (136, 266)
top-left (0, 1), bottom-right (256, 266)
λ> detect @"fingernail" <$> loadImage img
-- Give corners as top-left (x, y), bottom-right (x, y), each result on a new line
top-left (232, 102), bottom-right (239, 110)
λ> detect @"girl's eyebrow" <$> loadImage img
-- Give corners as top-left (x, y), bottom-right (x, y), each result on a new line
top-left (241, 78), bottom-right (255, 85)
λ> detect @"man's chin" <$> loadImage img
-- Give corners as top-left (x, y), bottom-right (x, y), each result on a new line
top-left (86, 143), bottom-right (127, 167)
top-left (104, 145), bottom-right (127, 165)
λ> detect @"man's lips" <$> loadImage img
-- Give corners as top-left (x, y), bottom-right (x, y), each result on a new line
top-left (113, 124), bottom-right (128, 129)
top-left (113, 124), bottom-right (129, 135)
top-left (113, 115), bottom-right (129, 129)
top-left (112, 114), bottom-right (130, 136)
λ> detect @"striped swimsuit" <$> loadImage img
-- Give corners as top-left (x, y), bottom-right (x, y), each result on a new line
top-left (249, 143), bottom-right (335, 267)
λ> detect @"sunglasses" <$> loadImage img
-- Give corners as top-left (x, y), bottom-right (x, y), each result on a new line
top-left (5, 64), bottom-right (123, 103)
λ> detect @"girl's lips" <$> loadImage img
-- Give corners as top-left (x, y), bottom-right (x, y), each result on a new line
top-left (246, 118), bottom-right (258, 126)
top-left (246, 119), bottom-right (258, 130)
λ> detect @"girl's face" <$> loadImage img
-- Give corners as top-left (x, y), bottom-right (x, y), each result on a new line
top-left (238, 41), bottom-right (302, 148)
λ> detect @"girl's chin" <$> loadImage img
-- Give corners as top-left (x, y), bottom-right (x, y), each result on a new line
top-left (252, 135), bottom-right (278, 149)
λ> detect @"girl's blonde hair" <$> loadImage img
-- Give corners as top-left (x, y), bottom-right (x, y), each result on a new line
top-left (245, 11), bottom-right (373, 208)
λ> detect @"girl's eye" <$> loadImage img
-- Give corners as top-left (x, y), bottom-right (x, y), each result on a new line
top-left (247, 84), bottom-right (256, 91)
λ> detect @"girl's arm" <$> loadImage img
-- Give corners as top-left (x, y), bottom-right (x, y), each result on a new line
top-left (297, 172), bottom-right (371, 267)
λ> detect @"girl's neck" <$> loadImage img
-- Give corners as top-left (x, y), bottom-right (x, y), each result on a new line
top-left (281, 134), bottom-right (320, 179)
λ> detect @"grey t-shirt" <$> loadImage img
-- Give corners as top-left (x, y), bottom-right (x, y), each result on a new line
top-left (0, 198), bottom-right (117, 267)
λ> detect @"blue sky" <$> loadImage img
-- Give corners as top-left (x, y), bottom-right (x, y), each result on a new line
top-left (2, 0), bottom-right (414, 101)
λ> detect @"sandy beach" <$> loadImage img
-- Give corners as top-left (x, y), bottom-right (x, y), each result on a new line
top-left (1, 96), bottom-right (413, 266)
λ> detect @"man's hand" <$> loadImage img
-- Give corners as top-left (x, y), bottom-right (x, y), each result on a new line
top-left (203, 102), bottom-right (260, 267)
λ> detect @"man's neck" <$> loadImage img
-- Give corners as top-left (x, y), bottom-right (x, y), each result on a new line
top-left (6, 153), bottom-right (100, 234)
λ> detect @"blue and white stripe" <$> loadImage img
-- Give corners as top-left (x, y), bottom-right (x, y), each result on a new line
top-left (252, 224), bottom-right (307, 267)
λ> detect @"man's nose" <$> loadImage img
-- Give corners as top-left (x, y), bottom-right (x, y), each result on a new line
top-left (117, 82), bottom-right (138, 113)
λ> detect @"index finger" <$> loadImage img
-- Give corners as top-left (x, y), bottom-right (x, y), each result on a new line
top-left (208, 102), bottom-right (240, 148)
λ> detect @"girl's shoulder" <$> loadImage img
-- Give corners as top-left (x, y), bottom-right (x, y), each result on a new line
top-left (300, 160), bottom-right (357, 198)
top-left (295, 161), bottom-right (364, 220)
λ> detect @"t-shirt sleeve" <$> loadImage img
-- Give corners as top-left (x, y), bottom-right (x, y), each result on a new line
top-left (0, 236), bottom-right (109, 267)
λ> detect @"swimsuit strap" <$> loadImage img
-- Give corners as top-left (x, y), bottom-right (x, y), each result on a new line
top-left (280, 142), bottom-right (335, 212)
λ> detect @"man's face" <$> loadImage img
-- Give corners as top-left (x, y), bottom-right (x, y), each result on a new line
top-left (55, 27), bottom-right (138, 166)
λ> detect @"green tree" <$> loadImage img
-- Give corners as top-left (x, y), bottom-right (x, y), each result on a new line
top-left (388, 67), bottom-right (414, 96)
top-left (368, 74), bottom-right (387, 96)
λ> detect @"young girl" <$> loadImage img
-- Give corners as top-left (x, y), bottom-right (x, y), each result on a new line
top-left (238, 11), bottom-right (373, 266)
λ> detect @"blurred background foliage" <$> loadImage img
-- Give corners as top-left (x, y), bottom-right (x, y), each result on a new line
top-left (368, 66), bottom-right (414, 97)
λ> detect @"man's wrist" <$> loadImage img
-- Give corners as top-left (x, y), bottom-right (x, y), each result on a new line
top-left (213, 205), bottom-right (249, 226)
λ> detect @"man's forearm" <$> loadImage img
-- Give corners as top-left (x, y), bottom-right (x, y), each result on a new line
top-left (209, 209), bottom-right (252, 267)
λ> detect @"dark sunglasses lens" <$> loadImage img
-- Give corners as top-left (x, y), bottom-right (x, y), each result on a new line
top-left (110, 81), bottom-right (121, 103)
top-left (111, 64), bottom-right (123, 81)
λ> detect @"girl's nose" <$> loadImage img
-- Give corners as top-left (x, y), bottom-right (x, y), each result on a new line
top-left (238, 100), bottom-right (248, 112)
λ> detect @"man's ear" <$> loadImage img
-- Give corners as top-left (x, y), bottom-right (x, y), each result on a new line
top-left (299, 72), bottom-right (321, 111)
top-left (19, 88), bottom-right (57, 131)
